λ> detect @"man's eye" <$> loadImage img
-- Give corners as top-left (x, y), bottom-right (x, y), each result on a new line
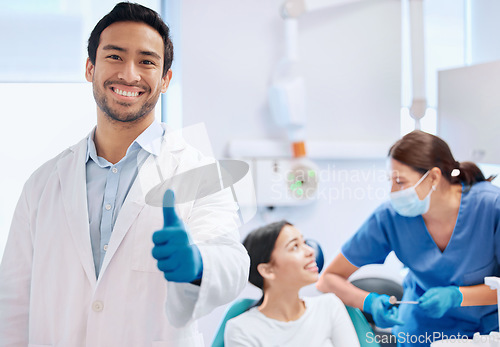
top-left (142, 60), bottom-right (155, 65)
top-left (107, 55), bottom-right (121, 60)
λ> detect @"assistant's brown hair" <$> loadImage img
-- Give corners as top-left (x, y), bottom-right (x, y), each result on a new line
top-left (389, 130), bottom-right (492, 186)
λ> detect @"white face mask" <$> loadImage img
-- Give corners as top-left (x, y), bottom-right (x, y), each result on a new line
top-left (390, 170), bottom-right (436, 217)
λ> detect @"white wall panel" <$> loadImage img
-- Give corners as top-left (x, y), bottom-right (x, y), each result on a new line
top-left (180, 0), bottom-right (402, 157)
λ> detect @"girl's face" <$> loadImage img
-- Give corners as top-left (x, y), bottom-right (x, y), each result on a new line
top-left (268, 225), bottom-right (318, 288)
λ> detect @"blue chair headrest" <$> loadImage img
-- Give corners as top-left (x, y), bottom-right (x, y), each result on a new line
top-left (305, 239), bottom-right (324, 273)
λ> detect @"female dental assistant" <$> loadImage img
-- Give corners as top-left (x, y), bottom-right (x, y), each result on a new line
top-left (317, 130), bottom-right (500, 347)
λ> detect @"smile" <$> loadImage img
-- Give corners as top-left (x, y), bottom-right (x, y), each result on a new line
top-left (304, 261), bottom-right (318, 272)
top-left (112, 87), bottom-right (142, 97)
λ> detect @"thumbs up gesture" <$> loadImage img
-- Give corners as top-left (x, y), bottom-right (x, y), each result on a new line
top-left (152, 190), bottom-right (203, 283)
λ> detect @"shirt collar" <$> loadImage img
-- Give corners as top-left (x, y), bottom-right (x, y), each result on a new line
top-left (86, 120), bottom-right (164, 166)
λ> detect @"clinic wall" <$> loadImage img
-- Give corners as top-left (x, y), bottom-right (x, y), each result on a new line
top-left (179, 0), bottom-right (401, 153)
top-left (177, 0), bottom-right (403, 343)
top-left (469, 0), bottom-right (500, 65)
top-left (0, 0), bottom-right (160, 82)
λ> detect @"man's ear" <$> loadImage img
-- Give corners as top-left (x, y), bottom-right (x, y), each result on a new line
top-left (257, 263), bottom-right (275, 281)
top-left (85, 58), bottom-right (95, 82)
top-left (161, 69), bottom-right (172, 93)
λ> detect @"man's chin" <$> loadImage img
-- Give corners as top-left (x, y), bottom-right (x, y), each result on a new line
top-left (103, 105), bottom-right (152, 123)
top-left (96, 97), bottom-right (158, 125)
top-left (107, 113), bottom-right (146, 123)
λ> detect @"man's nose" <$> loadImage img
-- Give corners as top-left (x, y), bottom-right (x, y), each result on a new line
top-left (117, 62), bottom-right (141, 83)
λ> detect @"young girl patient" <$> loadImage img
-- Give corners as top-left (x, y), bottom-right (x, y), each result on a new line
top-left (224, 221), bottom-right (360, 347)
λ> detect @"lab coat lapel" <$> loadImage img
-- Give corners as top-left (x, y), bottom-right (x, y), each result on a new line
top-left (98, 132), bottom-right (183, 279)
top-left (56, 137), bottom-right (96, 286)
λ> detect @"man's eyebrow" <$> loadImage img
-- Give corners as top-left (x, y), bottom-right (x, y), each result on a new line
top-left (102, 44), bottom-right (126, 52)
top-left (101, 45), bottom-right (161, 61)
top-left (139, 51), bottom-right (162, 61)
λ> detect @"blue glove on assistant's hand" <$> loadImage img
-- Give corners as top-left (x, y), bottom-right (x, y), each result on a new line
top-left (152, 190), bottom-right (203, 283)
top-left (363, 292), bottom-right (405, 328)
top-left (418, 286), bottom-right (463, 318)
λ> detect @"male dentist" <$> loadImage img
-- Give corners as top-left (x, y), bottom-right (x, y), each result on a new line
top-left (0, 3), bottom-right (249, 346)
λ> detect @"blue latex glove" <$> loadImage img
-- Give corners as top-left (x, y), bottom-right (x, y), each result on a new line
top-left (418, 286), bottom-right (463, 318)
top-left (152, 190), bottom-right (203, 283)
top-left (363, 292), bottom-right (405, 328)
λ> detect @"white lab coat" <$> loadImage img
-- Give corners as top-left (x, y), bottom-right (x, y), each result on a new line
top-left (0, 124), bottom-right (250, 347)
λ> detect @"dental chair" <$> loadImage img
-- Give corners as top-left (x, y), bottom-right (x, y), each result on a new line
top-left (211, 240), bottom-right (380, 347)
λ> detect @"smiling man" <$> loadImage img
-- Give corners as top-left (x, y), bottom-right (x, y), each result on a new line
top-left (89, 22), bottom-right (169, 123)
top-left (0, 3), bottom-right (249, 347)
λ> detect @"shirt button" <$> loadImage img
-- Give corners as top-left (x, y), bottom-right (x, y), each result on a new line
top-left (105, 204), bottom-right (111, 211)
top-left (103, 244), bottom-right (108, 251)
top-left (92, 300), bottom-right (104, 312)
top-left (112, 167), bottom-right (118, 174)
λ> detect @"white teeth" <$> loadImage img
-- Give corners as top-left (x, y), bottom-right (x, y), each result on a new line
top-left (114, 88), bottom-right (139, 97)
top-left (305, 262), bottom-right (317, 269)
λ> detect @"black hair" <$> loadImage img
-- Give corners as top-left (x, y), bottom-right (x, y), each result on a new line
top-left (243, 220), bottom-right (292, 291)
top-left (87, 2), bottom-right (173, 77)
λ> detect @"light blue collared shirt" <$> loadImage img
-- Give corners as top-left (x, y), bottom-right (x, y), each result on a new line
top-left (85, 121), bottom-right (164, 278)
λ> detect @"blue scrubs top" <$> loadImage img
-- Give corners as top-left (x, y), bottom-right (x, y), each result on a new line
top-left (342, 181), bottom-right (500, 346)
